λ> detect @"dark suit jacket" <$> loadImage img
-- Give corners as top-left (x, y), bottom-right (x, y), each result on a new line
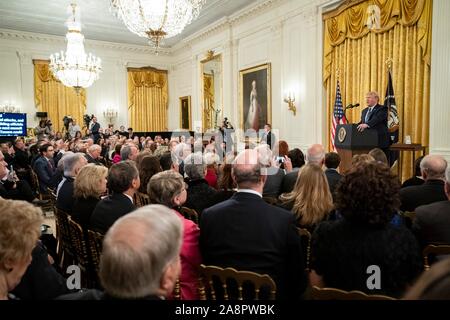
top-left (91, 122), bottom-right (100, 142)
top-left (281, 169), bottom-right (299, 194)
top-left (325, 168), bottom-right (343, 195)
top-left (89, 193), bottom-right (136, 234)
top-left (413, 200), bottom-right (450, 245)
top-left (200, 192), bottom-right (307, 300)
top-left (262, 167), bottom-right (285, 197)
top-left (85, 154), bottom-right (101, 165)
top-left (360, 104), bottom-right (389, 148)
top-left (72, 196), bottom-right (100, 229)
top-left (13, 148), bottom-right (30, 169)
top-left (400, 179), bottom-right (447, 212)
top-left (261, 131), bottom-right (276, 150)
top-left (56, 177), bottom-right (75, 213)
top-left (33, 156), bottom-right (57, 192)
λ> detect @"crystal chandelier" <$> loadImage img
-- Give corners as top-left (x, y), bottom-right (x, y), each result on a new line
top-left (110, 0), bottom-right (205, 51)
top-left (50, 4), bottom-right (101, 93)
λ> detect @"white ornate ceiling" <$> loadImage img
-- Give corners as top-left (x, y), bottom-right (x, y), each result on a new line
top-left (0, 0), bottom-right (259, 47)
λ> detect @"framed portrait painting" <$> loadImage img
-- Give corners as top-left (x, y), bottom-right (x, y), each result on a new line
top-left (179, 96), bottom-right (191, 130)
top-left (239, 63), bottom-right (271, 132)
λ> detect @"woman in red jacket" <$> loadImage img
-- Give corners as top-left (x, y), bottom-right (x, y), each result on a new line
top-left (147, 170), bottom-right (202, 299)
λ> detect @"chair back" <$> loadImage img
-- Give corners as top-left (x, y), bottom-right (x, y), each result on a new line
top-left (179, 206), bottom-right (199, 224)
top-left (423, 244), bottom-right (450, 270)
top-left (134, 191), bottom-right (150, 207)
top-left (311, 286), bottom-right (396, 300)
top-left (297, 227), bottom-right (312, 271)
top-left (54, 207), bottom-right (74, 268)
top-left (198, 264), bottom-right (277, 300)
top-left (68, 217), bottom-right (92, 287)
top-left (87, 229), bottom-right (104, 274)
top-left (48, 187), bottom-right (57, 206)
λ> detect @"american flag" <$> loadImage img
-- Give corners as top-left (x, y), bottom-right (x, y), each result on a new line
top-left (331, 80), bottom-right (347, 151)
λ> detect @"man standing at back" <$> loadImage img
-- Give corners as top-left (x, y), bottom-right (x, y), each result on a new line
top-left (200, 149), bottom-right (307, 300)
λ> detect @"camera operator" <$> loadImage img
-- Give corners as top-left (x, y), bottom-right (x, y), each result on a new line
top-left (68, 118), bottom-right (81, 139)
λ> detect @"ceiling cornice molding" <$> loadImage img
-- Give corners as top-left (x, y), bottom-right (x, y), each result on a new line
top-left (0, 28), bottom-right (171, 56)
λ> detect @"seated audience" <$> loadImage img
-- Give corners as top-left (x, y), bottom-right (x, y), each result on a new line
top-left (148, 171), bottom-right (202, 299)
top-left (33, 143), bottom-right (57, 193)
top-left (183, 152), bottom-right (218, 215)
top-left (256, 144), bottom-right (288, 197)
top-left (85, 144), bottom-right (102, 165)
top-left (159, 151), bottom-right (179, 172)
top-left (72, 164), bottom-right (108, 229)
top-left (120, 144), bottom-right (138, 162)
top-left (412, 166), bottom-right (450, 246)
top-left (402, 156), bottom-right (425, 188)
top-left (56, 153), bottom-right (88, 213)
top-left (400, 155), bottom-right (447, 212)
top-left (200, 149), bottom-right (307, 300)
top-left (310, 162), bottom-right (422, 298)
top-left (279, 164), bottom-right (334, 231)
top-left (324, 152), bottom-right (343, 196)
top-left (0, 199), bottom-right (42, 300)
top-left (369, 148), bottom-right (389, 166)
top-left (59, 205), bottom-right (182, 300)
top-left (213, 155), bottom-right (237, 203)
top-left (112, 144), bottom-right (122, 164)
top-left (403, 258), bottom-right (450, 300)
top-left (137, 156), bottom-right (162, 194)
top-left (89, 161), bottom-right (139, 234)
top-left (204, 153), bottom-right (219, 189)
top-left (352, 154), bottom-right (375, 166)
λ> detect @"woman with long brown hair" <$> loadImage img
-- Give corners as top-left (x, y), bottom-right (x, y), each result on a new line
top-left (279, 163), bottom-right (333, 229)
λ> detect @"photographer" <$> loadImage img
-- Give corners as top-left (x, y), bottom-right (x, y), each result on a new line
top-left (45, 120), bottom-right (54, 139)
top-left (68, 118), bottom-right (80, 139)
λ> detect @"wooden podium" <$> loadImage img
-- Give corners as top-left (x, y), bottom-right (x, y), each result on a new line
top-left (334, 124), bottom-right (378, 173)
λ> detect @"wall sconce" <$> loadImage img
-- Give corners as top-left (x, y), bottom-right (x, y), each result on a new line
top-left (283, 92), bottom-right (296, 116)
top-left (103, 107), bottom-right (118, 126)
top-left (0, 101), bottom-right (20, 113)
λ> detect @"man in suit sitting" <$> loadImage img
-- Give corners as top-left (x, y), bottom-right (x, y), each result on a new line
top-left (200, 149), bottom-right (307, 300)
top-left (85, 144), bottom-right (102, 165)
top-left (413, 166), bottom-right (450, 246)
top-left (357, 91), bottom-right (390, 160)
top-left (324, 152), bottom-right (343, 197)
top-left (58, 205), bottom-right (183, 300)
top-left (400, 155), bottom-right (447, 212)
top-left (89, 161), bottom-right (140, 234)
top-left (56, 153), bottom-right (87, 213)
top-left (33, 143), bottom-right (57, 193)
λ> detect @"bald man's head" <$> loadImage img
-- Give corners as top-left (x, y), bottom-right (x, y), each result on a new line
top-left (306, 144), bottom-right (325, 165)
top-left (420, 155), bottom-right (447, 180)
top-left (232, 149), bottom-right (263, 189)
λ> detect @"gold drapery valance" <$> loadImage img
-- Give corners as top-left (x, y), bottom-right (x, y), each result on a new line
top-left (127, 67), bottom-right (168, 131)
top-left (33, 59), bottom-right (86, 133)
top-left (323, 0), bottom-right (432, 181)
top-left (323, 0), bottom-right (432, 83)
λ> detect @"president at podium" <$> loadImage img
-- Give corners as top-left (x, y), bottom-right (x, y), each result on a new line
top-left (356, 91), bottom-right (390, 155)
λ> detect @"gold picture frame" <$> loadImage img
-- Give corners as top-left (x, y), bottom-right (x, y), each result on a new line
top-left (239, 63), bottom-right (271, 131)
top-left (179, 96), bottom-right (191, 130)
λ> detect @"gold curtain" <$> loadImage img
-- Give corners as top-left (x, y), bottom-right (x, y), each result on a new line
top-left (323, 0), bottom-right (432, 181)
top-left (33, 60), bottom-right (86, 133)
top-left (128, 67), bottom-right (168, 132)
top-left (203, 73), bottom-right (215, 130)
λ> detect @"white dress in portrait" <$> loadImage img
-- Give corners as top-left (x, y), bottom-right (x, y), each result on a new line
top-left (245, 85), bottom-right (260, 131)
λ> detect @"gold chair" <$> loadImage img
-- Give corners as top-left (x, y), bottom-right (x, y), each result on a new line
top-left (297, 227), bottom-right (312, 271)
top-left (423, 244), bottom-right (450, 271)
top-left (179, 206), bottom-right (199, 224)
top-left (54, 207), bottom-right (75, 269)
top-left (68, 217), bottom-right (92, 288)
top-left (133, 191), bottom-right (150, 208)
top-left (311, 286), bottom-right (396, 300)
top-left (198, 264), bottom-right (277, 300)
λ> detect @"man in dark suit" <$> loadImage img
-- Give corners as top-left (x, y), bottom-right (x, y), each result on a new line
top-left (357, 91), bottom-right (390, 159)
top-left (85, 144), bottom-right (102, 165)
top-left (260, 124), bottom-right (276, 150)
top-left (56, 153), bottom-right (87, 213)
top-left (90, 116), bottom-right (101, 143)
top-left (413, 167), bottom-right (450, 246)
top-left (324, 152), bottom-right (343, 197)
top-left (200, 149), bottom-right (307, 300)
top-left (400, 155), bottom-right (447, 212)
top-left (33, 143), bottom-right (57, 193)
top-left (89, 161), bottom-right (140, 234)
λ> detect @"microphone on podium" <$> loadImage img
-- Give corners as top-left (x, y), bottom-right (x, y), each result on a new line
top-left (345, 103), bottom-right (360, 109)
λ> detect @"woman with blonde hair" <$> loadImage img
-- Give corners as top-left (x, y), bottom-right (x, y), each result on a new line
top-left (72, 164), bottom-right (108, 228)
top-left (0, 199), bottom-right (42, 299)
top-left (279, 163), bottom-right (334, 230)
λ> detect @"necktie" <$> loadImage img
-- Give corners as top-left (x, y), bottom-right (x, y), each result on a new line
top-left (365, 107), bottom-right (373, 123)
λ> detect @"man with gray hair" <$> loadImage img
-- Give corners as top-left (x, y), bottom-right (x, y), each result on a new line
top-left (400, 154), bottom-right (448, 212)
top-left (413, 166), bottom-right (450, 245)
top-left (200, 149), bottom-right (306, 300)
top-left (56, 153), bottom-right (88, 213)
top-left (86, 144), bottom-right (102, 165)
top-left (120, 144), bottom-right (139, 162)
top-left (58, 205), bottom-right (183, 300)
top-left (184, 152), bottom-right (218, 215)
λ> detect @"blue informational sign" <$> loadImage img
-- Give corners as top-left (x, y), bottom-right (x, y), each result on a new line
top-left (0, 113), bottom-right (27, 137)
